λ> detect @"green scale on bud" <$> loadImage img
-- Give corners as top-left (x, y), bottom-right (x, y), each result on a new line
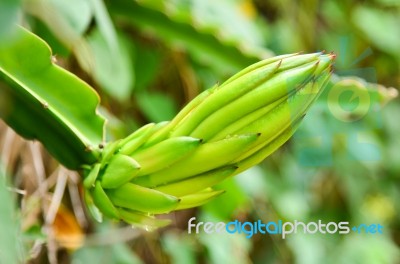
top-left (83, 52), bottom-right (335, 227)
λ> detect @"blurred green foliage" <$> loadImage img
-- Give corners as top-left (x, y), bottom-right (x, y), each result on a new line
top-left (0, 166), bottom-right (23, 263)
top-left (1, 0), bottom-right (399, 263)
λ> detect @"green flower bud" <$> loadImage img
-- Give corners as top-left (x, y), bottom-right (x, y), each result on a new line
top-left (83, 52), bottom-right (335, 227)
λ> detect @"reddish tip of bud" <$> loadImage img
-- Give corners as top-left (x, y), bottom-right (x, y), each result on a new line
top-left (328, 52), bottom-right (337, 60)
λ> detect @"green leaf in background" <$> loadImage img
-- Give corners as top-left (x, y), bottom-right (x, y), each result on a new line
top-left (72, 243), bottom-right (143, 264)
top-left (328, 235), bottom-right (400, 264)
top-left (198, 221), bottom-right (251, 264)
top-left (287, 235), bottom-right (326, 264)
top-left (190, 0), bottom-right (265, 46)
top-left (133, 43), bottom-right (162, 91)
top-left (0, 27), bottom-right (106, 169)
top-left (136, 92), bottom-right (177, 122)
top-left (109, 0), bottom-right (269, 74)
top-left (87, 0), bottom-right (136, 101)
top-left (50, 0), bottom-right (92, 35)
top-left (23, 0), bottom-right (93, 72)
top-left (0, 0), bottom-right (21, 39)
top-left (352, 6), bottom-right (400, 60)
top-left (0, 167), bottom-right (23, 264)
top-left (140, 0), bottom-right (267, 49)
top-left (88, 0), bottom-right (120, 54)
top-left (382, 102), bottom-right (400, 173)
top-left (162, 232), bottom-right (197, 264)
top-left (25, 0), bottom-right (92, 59)
top-left (72, 222), bottom-right (143, 264)
top-left (88, 29), bottom-right (135, 101)
top-left (32, 19), bottom-right (72, 58)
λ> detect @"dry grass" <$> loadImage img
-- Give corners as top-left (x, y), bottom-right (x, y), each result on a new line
top-left (0, 121), bottom-right (147, 263)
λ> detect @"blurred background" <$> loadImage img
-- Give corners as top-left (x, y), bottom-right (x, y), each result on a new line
top-left (0, 0), bottom-right (399, 263)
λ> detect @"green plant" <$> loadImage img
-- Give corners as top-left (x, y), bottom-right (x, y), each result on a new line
top-left (1, 1), bottom-right (399, 263)
top-left (1, 27), bottom-right (334, 226)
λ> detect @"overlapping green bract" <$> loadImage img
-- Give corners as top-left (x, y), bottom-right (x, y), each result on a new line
top-left (84, 52), bottom-right (335, 227)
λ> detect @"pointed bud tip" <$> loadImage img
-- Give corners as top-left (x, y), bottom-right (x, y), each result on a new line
top-left (328, 52), bottom-right (337, 60)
